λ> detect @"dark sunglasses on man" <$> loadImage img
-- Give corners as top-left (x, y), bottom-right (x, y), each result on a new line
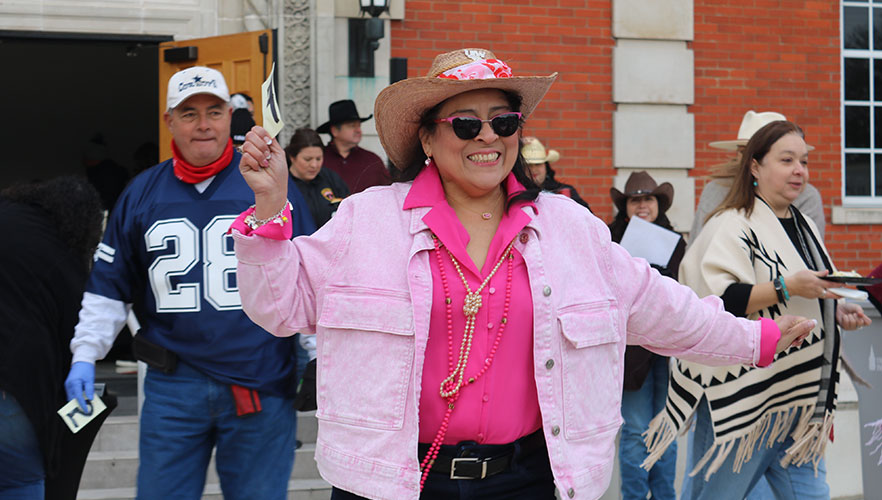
top-left (434, 112), bottom-right (523, 140)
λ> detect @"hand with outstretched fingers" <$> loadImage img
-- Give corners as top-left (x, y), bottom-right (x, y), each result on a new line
top-left (774, 315), bottom-right (817, 353)
top-left (64, 361), bottom-right (95, 411)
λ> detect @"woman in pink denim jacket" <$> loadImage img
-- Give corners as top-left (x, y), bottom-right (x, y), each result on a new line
top-left (231, 48), bottom-right (814, 500)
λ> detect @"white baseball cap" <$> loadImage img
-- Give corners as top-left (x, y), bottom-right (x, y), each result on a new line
top-left (166, 66), bottom-right (230, 111)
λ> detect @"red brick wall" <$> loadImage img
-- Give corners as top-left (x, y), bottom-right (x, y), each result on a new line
top-left (694, 1), bottom-right (877, 273)
top-left (390, 0), bottom-right (616, 216)
top-left (392, 1), bottom-right (879, 273)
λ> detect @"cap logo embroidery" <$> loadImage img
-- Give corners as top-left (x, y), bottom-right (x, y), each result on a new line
top-left (464, 49), bottom-right (486, 61)
top-left (179, 75), bottom-right (218, 92)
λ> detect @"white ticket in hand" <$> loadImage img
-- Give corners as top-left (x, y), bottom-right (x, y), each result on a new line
top-left (261, 62), bottom-right (284, 139)
top-left (57, 395), bottom-right (107, 434)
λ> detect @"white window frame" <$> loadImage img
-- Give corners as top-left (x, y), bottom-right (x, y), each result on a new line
top-left (842, 0), bottom-right (882, 206)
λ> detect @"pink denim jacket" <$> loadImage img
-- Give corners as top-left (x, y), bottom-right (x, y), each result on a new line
top-left (233, 183), bottom-right (771, 500)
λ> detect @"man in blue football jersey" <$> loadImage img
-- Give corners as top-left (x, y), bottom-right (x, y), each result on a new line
top-left (63, 67), bottom-right (314, 499)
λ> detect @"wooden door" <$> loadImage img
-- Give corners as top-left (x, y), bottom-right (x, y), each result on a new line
top-left (158, 30), bottom-right (274, 160)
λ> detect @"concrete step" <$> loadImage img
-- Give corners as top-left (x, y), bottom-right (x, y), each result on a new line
top-left (76, 478), bottom-right (332, 500)
top-left (90, 412), bottom-right (318, 452)
top-left (79, 444), bottom-right (319, 490)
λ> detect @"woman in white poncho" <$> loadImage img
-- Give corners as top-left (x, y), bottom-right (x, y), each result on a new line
top-left (644, 120), bottom-right (871, 500)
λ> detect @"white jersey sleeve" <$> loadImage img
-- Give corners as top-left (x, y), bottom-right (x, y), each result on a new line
top-left (70, 291), bottom-right (130, 364)
top-left (299, 333), bottom-right (317, 361)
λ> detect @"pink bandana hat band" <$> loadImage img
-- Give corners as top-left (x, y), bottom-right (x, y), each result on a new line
top-left (438, 59), bottom-right (513, 81)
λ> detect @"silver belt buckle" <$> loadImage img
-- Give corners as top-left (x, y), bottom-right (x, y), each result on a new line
top-left (450, 457), bottom-right (487, 480)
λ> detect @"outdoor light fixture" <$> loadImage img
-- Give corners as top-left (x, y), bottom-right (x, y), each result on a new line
top-left (359, 0), bottom-right (388, 51)
top-left (359, 0), bottom-right (389, 18)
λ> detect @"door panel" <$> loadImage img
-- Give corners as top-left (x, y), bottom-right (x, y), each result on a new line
top-left (158, 30), bottom-right (273, 160)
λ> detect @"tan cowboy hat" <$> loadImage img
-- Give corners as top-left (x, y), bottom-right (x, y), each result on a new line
top-left (609, 171), bottom-right (674, 214)
top-left (521, 137), bottom-right (560, 164)
top-left (709, 110), bottom-right (815, 151)
top-left (374, 48), bottom-right (558, 169)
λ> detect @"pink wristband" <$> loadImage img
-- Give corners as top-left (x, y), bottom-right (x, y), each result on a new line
top-left (757, 317), bottom-right (781, 367)
top-left (228, 204), bottom-right (293, 241)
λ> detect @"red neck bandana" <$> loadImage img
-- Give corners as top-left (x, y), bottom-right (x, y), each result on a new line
top-left (172, 138), bottom-right (234, 184)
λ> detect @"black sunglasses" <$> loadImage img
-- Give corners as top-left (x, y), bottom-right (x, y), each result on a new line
top-left (433, 112), bottom-right (523, 140)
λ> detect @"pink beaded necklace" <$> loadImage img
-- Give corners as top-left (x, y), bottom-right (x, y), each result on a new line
top-left (419, 234), bottom-right (516, 489)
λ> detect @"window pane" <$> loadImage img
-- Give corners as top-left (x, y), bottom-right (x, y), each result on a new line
top-left (876, 155), bottom-right (882, 196)
top-left (876, 60), bottom-right (882, 101)
top-left (846, 154), bottom-right (872, 196)
top-left (847, 58), bottom-right (870, 100)
top-left (845, 6), bottom-right (869, 49)
top-left (845, 105), bottom-right (871, 147)
top-left (876, 107), bottom-right (882, 147)
top-left (876, 8), bottom-right (882, 49)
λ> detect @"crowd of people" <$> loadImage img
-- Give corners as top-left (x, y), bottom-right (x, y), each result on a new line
top-left (0, 46), bottom-right (877, 500)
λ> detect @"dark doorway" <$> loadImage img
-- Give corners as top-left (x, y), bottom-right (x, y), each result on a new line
top-left (0, 31), bottom-right (170, 189)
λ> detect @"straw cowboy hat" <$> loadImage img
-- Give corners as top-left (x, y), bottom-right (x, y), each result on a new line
top-left (374, 48), bottom-right (557, 169)
top-left (609, 171), bottom-right (674, 214)
top-left (709, 110), bottom-right (815, 151)
top-left (521, 137), bottom-right (560, 164)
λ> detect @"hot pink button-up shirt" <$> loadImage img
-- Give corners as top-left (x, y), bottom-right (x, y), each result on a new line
top-left (231, 178), bottom-right (780, 500)
top-left (402, 164), bottom-right (540, 444)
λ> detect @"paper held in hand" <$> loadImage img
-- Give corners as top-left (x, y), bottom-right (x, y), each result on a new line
top-left (618, 215), bottom-right (680, 267)
top-left (57, 395), bottom-right (107, 434)
top-left (261, 62), bottom-right (285, 138)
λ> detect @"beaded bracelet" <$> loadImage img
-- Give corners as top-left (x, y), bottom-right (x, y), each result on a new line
top-left (243, 201), bottom-right (291, 231)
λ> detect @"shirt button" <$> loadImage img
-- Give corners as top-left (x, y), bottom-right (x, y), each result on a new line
top-left (477, 432), bottom-right (484, 440)
top-left (489, 287), bottom-right (496, 294)
top-left (482, 394), bottom-right (490, 402)
top-left (487, 322), bottom-right (494, 329)
top-left (543, 286), bottom-right (552, 296)
top-left (545, 359), bottom-right (554, 370)
top-left (567, 487), bottom-right (575, 498)
top-left (519, 233), bottom-right (529, 243)
top-left (551, 425), bottom-right (560, 436)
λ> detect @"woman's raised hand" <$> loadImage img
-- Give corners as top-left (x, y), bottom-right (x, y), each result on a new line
top-left (774, 315), bottom-right (816, 353)
top-left (784, 270), bottom-right (839, 300)
top-left (238, 126), bottom-right (289, 218)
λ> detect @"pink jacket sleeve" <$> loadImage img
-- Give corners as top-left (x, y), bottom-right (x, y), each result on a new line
top-left (233, 202), bottom-right (351, 337)
top-left (607, 241), bottom-right (767, 366)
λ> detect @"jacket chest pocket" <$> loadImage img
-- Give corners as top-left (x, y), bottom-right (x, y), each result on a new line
top-left (557, 301), bottom-right (623, 440)
top-left (316, 288), bottom-right (415, 431)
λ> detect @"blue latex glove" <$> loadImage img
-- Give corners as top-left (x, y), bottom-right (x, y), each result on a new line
top-left (64, 361), bottom-right (95, 411)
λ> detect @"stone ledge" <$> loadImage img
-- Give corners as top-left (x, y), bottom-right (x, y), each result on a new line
top-left (832, 205), bottom-right (882, 225)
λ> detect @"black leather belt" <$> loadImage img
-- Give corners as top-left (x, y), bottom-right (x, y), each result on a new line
top-left (418, 429), bottom-right (546, 480)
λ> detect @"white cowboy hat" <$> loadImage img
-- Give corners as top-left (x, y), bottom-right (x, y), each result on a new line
top-left (374, 48), bottom-right (557, 170)
top-left (521, 137), bottom-right (560, 164)
top-left (709, 110), bottom-right (815, 151)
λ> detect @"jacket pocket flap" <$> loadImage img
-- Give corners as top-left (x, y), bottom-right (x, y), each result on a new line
top-left (319, 288), bottom-right (414, 335)
top-left (558, 302), bottom-right (618, 348)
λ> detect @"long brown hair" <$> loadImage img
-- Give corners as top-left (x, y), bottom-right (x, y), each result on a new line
top-left (708, 120), bottom-right (805, 221)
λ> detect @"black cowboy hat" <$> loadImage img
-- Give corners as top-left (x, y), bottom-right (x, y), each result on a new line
top-left (316, 100), bottom-right (373, 134)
